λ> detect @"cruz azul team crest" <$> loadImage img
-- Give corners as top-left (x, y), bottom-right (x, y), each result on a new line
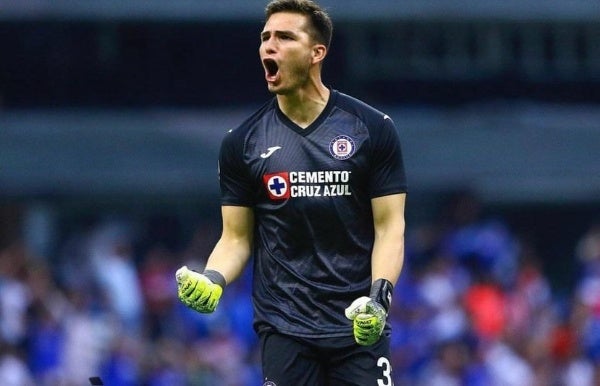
top-left (329, 135), bottom-right (356, 160)
top-left (263, 172), bottom-right (291, 200)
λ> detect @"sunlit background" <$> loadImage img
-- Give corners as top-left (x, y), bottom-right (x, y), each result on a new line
top-left (1, 1), bottom-right (600, 385)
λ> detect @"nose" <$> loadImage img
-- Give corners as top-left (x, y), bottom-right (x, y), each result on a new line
top-left (261, 36), bottom-right (276, 55)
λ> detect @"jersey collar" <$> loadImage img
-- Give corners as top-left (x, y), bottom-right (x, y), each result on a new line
top-left (275, 89), bottom-right (338, 136)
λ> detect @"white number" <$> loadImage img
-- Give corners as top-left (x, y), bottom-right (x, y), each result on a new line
top-left (377, 356), bottom-right (392, 386)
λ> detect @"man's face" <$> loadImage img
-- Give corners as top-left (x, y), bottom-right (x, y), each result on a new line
top-left (259, 12), bottom-right (316, 95)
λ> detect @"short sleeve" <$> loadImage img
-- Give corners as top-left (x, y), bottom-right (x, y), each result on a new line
top-left (368, 115), bottom-right (408, 198)
top-left (219, 130), bottom-right (256, 206)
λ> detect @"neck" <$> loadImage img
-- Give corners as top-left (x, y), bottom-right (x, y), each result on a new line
top-left (277, 81), bottom-right (330, 129)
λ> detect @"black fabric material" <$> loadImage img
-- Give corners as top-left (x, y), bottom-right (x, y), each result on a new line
top-left (203, 269), bottom-right (227, 288)
top-left (259, 330), bottom-right (392, 385)
top-left (370, 278), bottom-right (393, 313)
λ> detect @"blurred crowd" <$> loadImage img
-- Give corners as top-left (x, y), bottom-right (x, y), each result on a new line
top-left (1, 193), bottom-right (600, 386)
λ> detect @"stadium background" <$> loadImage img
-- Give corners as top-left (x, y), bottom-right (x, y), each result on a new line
top-left (1, 1), bottom-right (600, 385)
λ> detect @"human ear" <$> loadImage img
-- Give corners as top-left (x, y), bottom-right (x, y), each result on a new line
top-left (312, 44), bottom-right (327, 64)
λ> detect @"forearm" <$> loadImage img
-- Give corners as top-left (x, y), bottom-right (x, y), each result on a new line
top-left (371, 224), bottom-right (405, 286)
top-left (370, 193), bottom-right (406, 286)
top-left (201, 205), bottom-right (254, 285)
top-left (204, 236), bottom-right (252, 285)
top-left (348, 221), bottom-right (404, 345)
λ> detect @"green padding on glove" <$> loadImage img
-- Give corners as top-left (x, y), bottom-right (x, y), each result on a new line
top-left (176, 265), bottom-right (223, 313)
top-left (344, 296), bottom-right (387, 346)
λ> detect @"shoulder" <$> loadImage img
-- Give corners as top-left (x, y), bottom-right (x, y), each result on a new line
top-left (222, 98), bottom-right (277, 146)
top-left (332, 90), bottom-right (391, 128)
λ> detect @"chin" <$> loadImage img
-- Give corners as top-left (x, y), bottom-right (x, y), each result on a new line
top-left (267, 85), bottom-right (284, 95)
top-left (268, 84), bottom-right (295, 96)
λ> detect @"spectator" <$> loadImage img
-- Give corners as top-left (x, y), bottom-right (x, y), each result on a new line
top-left (88, 220), bottom-right (144, 333)
top-left (0, 242), bottom-right (32, 346)
top-left (0, 342), bottom-right (34, 386)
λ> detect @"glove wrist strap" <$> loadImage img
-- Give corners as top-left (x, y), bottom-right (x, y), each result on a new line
top-left (370, 278), bottom-right (393, 313)
top-left (203, 269), bottom-right (226, 288)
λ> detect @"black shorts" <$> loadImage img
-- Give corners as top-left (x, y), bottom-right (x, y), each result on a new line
top-left (259, 331), bottom-right (393, 386)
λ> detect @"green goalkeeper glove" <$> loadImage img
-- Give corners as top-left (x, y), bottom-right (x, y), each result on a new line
top-left (176, 265), bottom-right (225, 313)
top-left (345, 278), bottom-right (393, 346)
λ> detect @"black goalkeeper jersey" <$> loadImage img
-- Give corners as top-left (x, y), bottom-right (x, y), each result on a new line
top-left (219, 89), bottom-right (407, 338)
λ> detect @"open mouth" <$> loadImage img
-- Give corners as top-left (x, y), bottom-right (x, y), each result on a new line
top-left (263, 59), bottom-right (279, 81)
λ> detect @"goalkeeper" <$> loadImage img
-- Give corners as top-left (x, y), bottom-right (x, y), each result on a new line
top-left (176, 0), bottom-right (407, 384)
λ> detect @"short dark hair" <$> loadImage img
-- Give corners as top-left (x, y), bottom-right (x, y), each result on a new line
top-left (265, 0), bottom-right (333, 49)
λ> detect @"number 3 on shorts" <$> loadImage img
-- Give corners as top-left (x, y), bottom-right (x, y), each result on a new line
top-left (377, 357), bottom-right (392, 386)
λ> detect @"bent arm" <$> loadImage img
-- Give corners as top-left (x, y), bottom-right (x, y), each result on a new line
top-left (370, 193), bottom-right (406, 286)
top-left (204, 205), bottom-right (254, 285)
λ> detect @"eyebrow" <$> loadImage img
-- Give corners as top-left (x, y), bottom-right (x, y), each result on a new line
top-left (260, 30), bottom-right (298, 39)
